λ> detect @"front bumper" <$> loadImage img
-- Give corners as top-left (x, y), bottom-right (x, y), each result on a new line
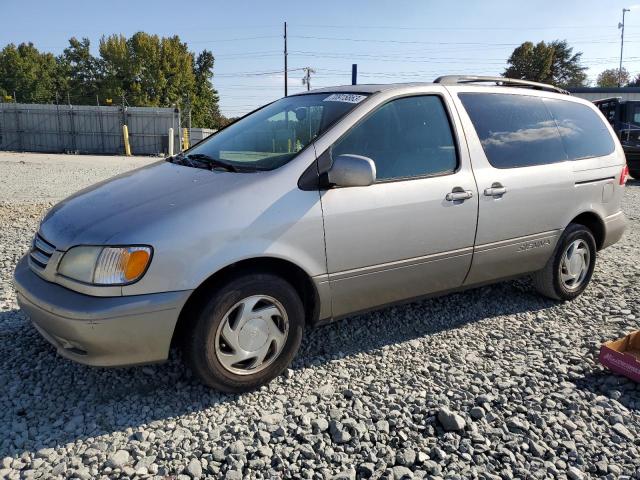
top-left (13, 256), bottom-right (193, 367)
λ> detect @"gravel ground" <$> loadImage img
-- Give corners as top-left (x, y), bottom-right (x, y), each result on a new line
top-left (1, 152), bottom-right (640, 480)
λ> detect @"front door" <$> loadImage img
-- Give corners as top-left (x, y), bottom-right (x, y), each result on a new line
top-left (319, 93), bottom-right (478, 317)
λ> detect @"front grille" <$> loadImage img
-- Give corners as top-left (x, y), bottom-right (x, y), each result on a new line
top-left (30, 233), bottom-right (56, 269)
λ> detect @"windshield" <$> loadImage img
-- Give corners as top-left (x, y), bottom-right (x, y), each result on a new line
top-left (185, 93), bottom-right (369, 171)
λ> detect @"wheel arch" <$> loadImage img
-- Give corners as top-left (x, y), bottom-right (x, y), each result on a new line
top-left (171, 256), bottom-right (320, 348)
top-left (569, 211), bottom-right (605, 250)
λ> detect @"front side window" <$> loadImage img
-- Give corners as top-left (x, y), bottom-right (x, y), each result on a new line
top-left (543, 99), bottom-right (615, 160)
top-left (332, 95), bottom-right (458, 181)
top-left (186, 93), bottom-right (369, 171)
top-left (459, 93), bottom-right (567, 168)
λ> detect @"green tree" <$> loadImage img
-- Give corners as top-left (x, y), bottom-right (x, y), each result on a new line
top-left (191, 50), bottom-right (222, 128)
top-left (158, 35), bottom-right (195, 110)
top-left (504, 40), bottom-right (587, 88)
top-left (60, 37), bottom-right (101, 104)
top-left (0, 32), bottom-right (222, 122)
top-left (597, 68), bottom-right (630, 87)
top-left (0, 43), bottom-right (59, 103)
top-left (98, 34), bottom-right (130, 103)
top-left (128, 32), bottom-right (164, 106)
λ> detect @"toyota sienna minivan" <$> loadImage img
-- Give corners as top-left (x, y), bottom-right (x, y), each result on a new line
top-left (14, 76), bottom-right (627, 391)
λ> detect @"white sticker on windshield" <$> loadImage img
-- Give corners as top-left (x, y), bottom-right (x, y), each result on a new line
top-left (323, 93), bottom-right (367, 104)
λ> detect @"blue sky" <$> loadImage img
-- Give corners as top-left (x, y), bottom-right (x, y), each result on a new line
top-left (2, 0), bottom-right (639, 116)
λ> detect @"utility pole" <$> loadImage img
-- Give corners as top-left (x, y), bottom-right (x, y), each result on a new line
top-left (302, 67), bottom-right (316, 91)
top-left (284, 21), bottom-right (288, 97)
top-left (619, 8), bottom-right (631, 87)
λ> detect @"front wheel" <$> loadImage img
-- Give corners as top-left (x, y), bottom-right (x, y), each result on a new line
top-left (184, 273), bottom-right (305, 392)
top-left (533, 223), bottom-right (597, 301)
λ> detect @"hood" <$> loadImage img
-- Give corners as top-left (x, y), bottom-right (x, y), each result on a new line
top-left (39, 160), bottom-right (263, 250)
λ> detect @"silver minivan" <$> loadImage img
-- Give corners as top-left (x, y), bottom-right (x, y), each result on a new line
top-left (14, 76), bottom-right (627, 391)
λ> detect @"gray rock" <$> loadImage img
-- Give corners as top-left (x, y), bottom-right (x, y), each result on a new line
top-left (332, 468), bottom-right (356, 480)
top-left (567, 466), bottom-right (584, 480)
top-left (331, 428), bottom-right (352, 444)
top-left (212, 449), bottom-right (226, 462)
top-left (396, 448), bottom-right (416, 467)
top-left (260, 413), bottom-right (283, 425)
top-left (315, 384), bottom-right (335, 396)
top-left (106, 450), bottom-right (130, 469)
top-left (612, 422), bottom-right (634, 441)
top-left (228, 441), bottom-right (245, 455)
top-left (438, 407), bottom-right (466, 431)
top-left (506, 417), bottom-right (529, 432)
top-left (73, 468), bottom-right (92, 480)
top-left (225, 470), bottom-right (243, 480)
top-left (358, 463), bottom-right (376, 477)
top-left (187, 458), bottom-right (202, 478)
top-left (312, 417), bottom-right (329, 432)
top-left (376, 420), bottom-right (390, 434)
top-left (392, 465), bottom-right (413, 479)
top-left (470, 406), bottom-right (485, 420)
top-left (529, 440), bottom-right (546, 458)
top-left (51, 463), bottom-right (66, 476)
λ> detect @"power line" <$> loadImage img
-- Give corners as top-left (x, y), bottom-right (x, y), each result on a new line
top-left (290, 34), bottom-right (640, 47)
top-left (294, 23), bottom-right (640, 31)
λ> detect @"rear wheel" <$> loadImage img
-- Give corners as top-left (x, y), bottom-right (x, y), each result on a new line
top-left (533, 223), bottom-right (596, 301)
top-left (629, 168), bottom-right (640, 180)
top-left (184, 273), bottom-right (304, 392)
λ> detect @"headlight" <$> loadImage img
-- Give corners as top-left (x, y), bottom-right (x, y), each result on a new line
top-left (58, 246), bottom-right (152, 285)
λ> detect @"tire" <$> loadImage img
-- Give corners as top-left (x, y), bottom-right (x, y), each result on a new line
top-left (629, 169), bottom-right (640, 180)
top-left (533, 223), bottom-right (597, 301)
top-left (184, 273), bottom-right (305, 392)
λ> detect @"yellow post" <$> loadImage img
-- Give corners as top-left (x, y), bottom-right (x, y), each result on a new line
top-left (122, 125), bottom-right (132, 156)
top-left (182, 128), bottom-right (189, 150)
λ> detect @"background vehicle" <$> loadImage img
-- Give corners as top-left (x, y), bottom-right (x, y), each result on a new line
top-left (594, 97), bottom-right (640, 178)
top-left (14, 76), bottom-right (627, 391)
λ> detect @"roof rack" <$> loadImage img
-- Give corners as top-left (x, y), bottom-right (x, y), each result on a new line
top-left (592, 96), bottom-right (622, 104)
top-left (433, 75), bottom-right (570, 95)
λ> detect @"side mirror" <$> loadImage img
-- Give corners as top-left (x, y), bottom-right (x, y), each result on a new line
top-left (327, 154), bottom-right (376, 187)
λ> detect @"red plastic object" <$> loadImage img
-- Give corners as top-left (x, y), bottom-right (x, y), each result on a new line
top-left (600, 331), bottom-right (640, 383)
top-left (620, 164), bottom-right (629, 185)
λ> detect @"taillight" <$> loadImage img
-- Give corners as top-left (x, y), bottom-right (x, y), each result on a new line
top-left (620, 164), bottom-right (629, 185)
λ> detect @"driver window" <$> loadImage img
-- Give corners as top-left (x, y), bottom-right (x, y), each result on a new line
top-left (331, 95), bottom-right (458, 181)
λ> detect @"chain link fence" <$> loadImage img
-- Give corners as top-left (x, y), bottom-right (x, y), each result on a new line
top-left (0, 103), bottom-right (183, 156)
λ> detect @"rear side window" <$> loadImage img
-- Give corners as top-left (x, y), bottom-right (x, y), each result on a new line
top-left (459, 93), bottom-right (567, 168)
top-left (332, 95), bottom-right (458, 181)
top-left (543, 99), bottom-right (615, 159)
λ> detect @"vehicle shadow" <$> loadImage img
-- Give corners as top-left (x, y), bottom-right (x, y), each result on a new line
top-left (1, 278), bottom-right (553, 458)
top-left (573, 369), bottom-right (640, 411)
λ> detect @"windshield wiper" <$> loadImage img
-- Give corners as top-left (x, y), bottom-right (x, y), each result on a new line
top-left (185, 153), bottom-right (238, 172)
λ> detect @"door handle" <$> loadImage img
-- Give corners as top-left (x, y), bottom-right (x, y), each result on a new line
top-left (445, 188), bottom-right (474, 202)
top-left (484, 182), bottom-right (507, 197)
